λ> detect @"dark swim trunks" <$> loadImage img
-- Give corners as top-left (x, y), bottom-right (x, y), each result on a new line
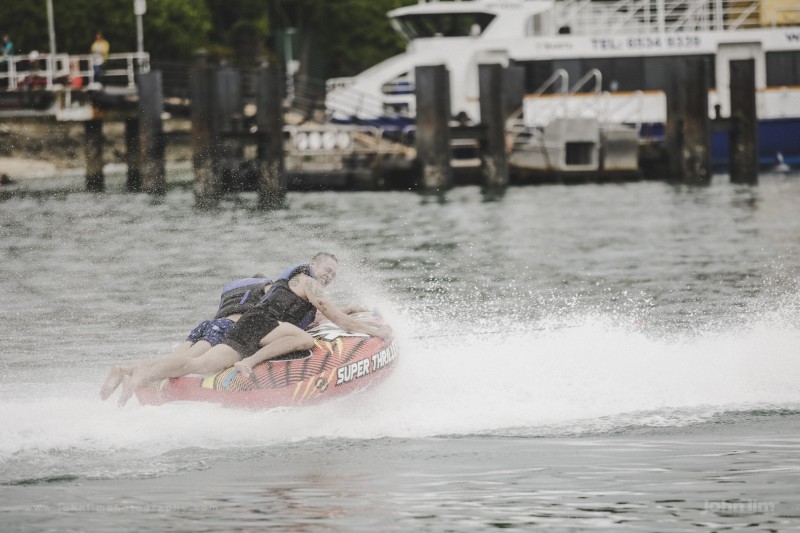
top-left (185, 318), bottom-right (235, 347)
top-left (221, 306), bottom-right (280, 357)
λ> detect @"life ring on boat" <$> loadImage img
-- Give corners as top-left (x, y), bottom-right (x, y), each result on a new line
top-left (135, 312), bottom-right (398, 408)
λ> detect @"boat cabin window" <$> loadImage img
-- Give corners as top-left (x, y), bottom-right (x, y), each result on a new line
top-left (766, 51), bottom-right (800, 86)
top-left (394, 12), bottom-right (495, 39)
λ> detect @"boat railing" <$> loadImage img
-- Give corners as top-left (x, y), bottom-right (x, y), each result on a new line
top-left (506, 68), bottom-right (567, 131)
top-left (290, 74), bottom-right (329, 116)
top-left (0, 52), bottom-right (150, 91)
top-left (326, 76), bottom-right (355, 93)
top-left (534, 68), bottom-right (569, 97)
top-left (724, 1), bottom-right (760, 29)
top-left (506, 69), bottom-right (572, 150)
top-left (599, 90), bottom-right (648, 130)
top-left (517, 69), bottom-right (603, 125)
top-left (570, 69), bottom-right (602, 96)
top-left (767, 3), bottom-right (800, 26)
top-left (325, 78), bottom-right (410, 121)
top-left (553, 0), bottom-right (776, 35)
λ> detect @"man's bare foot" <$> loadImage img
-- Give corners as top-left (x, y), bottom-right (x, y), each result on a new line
top-left (117, 374), bottom-right (135, 407)
top-left (234, 361), bottom-right (255, 380)
top-left (100, 366), bottom-right (123, 400)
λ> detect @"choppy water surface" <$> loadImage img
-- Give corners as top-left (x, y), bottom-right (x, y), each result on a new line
top-left (1, 174), bottom-right (800, 531)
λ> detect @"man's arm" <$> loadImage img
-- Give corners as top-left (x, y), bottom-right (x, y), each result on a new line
top-left (299, 276), bottom-right (391, 338)
top-left (340, 304), bottom-right (370, 315)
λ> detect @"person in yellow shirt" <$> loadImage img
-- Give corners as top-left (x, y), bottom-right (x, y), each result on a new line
top-left (90, 32), bottom-right (109, 82)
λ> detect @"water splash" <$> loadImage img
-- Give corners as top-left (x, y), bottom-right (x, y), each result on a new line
top-left (1, 304), bottom-right (798, 464)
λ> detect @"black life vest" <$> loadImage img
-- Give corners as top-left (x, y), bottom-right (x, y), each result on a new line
top-left (256, 264), bottom-right (316, 327)
top-left (214, 277), bottom-right (271, 319)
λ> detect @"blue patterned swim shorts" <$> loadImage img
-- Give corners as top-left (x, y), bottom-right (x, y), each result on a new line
top-left (185, 318), bottom-right (235, 346)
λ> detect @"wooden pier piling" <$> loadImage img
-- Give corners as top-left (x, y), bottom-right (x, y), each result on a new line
top-left (256, 65), bottom-right (286, 208)
top-left (137, 70), bottom-right (166, 194)
top-left (729, 59), bottom-right (758, 184)
top-left (191, 54), bottom-right (220, 206)
top-left (502, 65), bottom-right (526, 119)
top-left (214, 67), bottom-right (241, 136)
top-left (415, 64), bottom-right (452, 193)
top-left (682, 58), bottom-right (711, 184)
top-left (663, 58), bottom-right (685, 181)
top-left (214, 67), bottom-right (245, 189)
top-left (124, 117), bottom-right (141, 191)
top-left (664, 58), bottom-right (711, 184)
top-left (478, 63), bottom-right (508, 190)
top-left (84, 119), bottom-right (104, 192)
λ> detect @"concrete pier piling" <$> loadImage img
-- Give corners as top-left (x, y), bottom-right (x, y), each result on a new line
top-left (137, 70), bottom-right (166, 195)
top-left (478, 63), bottom-right (508, 191)
top-left (729, 59), bottom-right (758, 184)
top-left (415, 64), bottom-right (452, 194)
top-left (84, 119), bottom-right (104, 192)
top-left (256, 65), bottom-right (286, 208)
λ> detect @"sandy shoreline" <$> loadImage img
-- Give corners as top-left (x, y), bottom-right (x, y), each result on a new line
top-left (0, 157), bottom-right (65, 180)
top-left (0, 157), bottom-right (193, 192)
top-left (0, 119), bottom-right (192, 185)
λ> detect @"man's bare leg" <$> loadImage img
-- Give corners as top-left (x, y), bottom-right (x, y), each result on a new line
top-left (182, 344), bottom-right (242, 374)
top-left (234, 323), bottom-right (314, 379)
top-left (100, 340), bottom-right (215, 401)
top-left (117, 349), bottom-right (199, 407)
top-left (118, 344), bottom-right (241, 407)
top-left (100, 366), bottom-right (125, 400)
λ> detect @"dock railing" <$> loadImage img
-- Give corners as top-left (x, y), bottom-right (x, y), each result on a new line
top-left (0, 52), bottom-right (149, 91)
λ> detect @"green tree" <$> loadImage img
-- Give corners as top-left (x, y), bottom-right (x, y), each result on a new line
top-left (207, 0), bottom-right (269, 65)
top-left (317, 0), bottom-right (413, 78)
top-left (142, 0), bottom-right (212, 60)
top-left (0, 0), bottom-right (210, 60)
top-left (269, 0), bottom-right (413, 78)
top-left (0, 0), bottom-right (416, 72)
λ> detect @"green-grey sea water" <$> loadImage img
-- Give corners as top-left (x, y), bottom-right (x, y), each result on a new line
top-left (1, 173), bottom-right (800, 531)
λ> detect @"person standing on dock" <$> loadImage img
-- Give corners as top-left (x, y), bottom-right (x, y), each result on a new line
top-left (90, 32), bottom-right (109, 83)
top-left (1, 34), bottom-right (13, 62)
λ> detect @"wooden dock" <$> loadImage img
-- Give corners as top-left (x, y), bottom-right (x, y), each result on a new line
top-left (1, 52), bottom-right (759, 204)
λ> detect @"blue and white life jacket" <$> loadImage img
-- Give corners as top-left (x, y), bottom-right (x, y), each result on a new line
top-left (214, 277), bottom-right (271, 319)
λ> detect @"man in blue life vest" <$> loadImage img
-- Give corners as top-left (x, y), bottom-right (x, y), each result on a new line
top-left (117, 252), bottom-right (392, 406)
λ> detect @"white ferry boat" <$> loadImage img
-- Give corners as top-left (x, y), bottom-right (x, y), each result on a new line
top-left (325, 0), bottom-right (800, 168)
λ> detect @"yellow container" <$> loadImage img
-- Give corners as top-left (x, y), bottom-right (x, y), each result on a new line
top-left (760, 0), bottom-right (800, 26)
